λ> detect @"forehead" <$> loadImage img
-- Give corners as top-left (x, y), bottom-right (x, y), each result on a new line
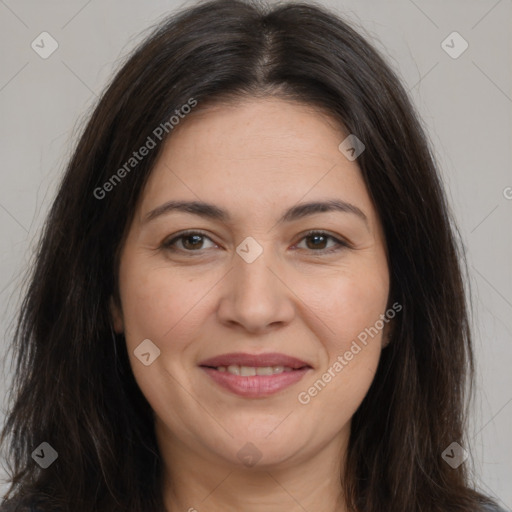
top-left (139, 97), bottom-right (376, 225)
top-left (164, 97), bottom-right (347, 166)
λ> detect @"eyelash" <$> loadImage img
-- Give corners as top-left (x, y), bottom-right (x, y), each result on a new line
top-left (161, 229), bottom-right (349, 255)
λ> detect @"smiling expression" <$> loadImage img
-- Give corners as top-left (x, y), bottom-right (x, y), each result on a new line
top-left (111, 97), bottom-right (390, 470)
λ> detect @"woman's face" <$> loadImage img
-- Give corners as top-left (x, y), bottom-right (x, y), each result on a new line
top-left (112, 98), bottom-right (390, 471)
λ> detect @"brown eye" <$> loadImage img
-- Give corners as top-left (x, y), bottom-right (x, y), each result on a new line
top-left (295, 231), bottom-right (347, 254)
top-left (180, 234), bottom-right (205, 250)
top-left (162, 231), bottom-right (216, 252)
top-left (305, 233), bottom-right (328, 250)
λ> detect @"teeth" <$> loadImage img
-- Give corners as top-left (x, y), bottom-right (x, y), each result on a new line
top-left (240, 366), bottom-right (256, 376)
top-left (257, 366), bottom-right (275, 376)
top-left (216, 365), bottom-right (295, 375)
top-left (227, 365), bottom-right (240, 375)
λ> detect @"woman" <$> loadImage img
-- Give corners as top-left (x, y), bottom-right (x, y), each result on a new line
top-left (0, 0), bottom-right (506, 511)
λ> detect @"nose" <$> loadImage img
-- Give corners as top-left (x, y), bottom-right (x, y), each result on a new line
top-left (216, 241), bottom-right (296, 334)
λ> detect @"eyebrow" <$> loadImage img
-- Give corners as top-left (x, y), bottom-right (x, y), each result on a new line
top-left (143, 198), bottom-right (369, 228)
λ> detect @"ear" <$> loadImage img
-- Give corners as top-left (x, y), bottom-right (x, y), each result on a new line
top-left (109, 296), bottom-right (124, 333)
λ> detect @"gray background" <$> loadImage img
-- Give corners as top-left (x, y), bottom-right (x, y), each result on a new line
top-left (0, 0), bottom-right (511, 508)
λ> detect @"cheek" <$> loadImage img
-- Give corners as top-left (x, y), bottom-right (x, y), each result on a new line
top-left (307, 265), bottom-right (389, 345)
top-left (117, 261), bottom-right (210, 413)
top-left (296, 273), bottom-right (387, 431)
top-left (117, 257), bottom-right (207, 352)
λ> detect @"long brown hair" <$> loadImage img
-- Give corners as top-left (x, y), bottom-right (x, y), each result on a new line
top-left (0, 1), bottom-right (501, 510)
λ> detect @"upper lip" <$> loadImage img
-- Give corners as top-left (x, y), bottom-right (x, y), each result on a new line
top-left (198, 352), bottom-right (312, 369)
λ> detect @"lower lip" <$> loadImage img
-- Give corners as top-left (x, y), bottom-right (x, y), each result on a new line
top-left (200, 367), bottom-right (310, 398)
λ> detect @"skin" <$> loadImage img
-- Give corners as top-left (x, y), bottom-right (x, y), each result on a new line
top-left (111, 97), bottom-right (391, 512)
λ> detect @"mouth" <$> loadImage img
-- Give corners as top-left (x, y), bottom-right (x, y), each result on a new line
top-left (201, 364), bottom-right (307, 375)
top-left (198, 352), bottom-right (312, 398)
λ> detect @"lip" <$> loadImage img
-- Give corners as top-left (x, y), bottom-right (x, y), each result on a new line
top-left (198, 352), bottom-right (312, 369)
top-left (198, 352), bottom-right (312, 398)
top-left (201, 366), bottom-right (311, 398)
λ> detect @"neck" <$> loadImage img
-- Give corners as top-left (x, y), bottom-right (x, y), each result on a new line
top-left (158, 421), bottom-right (349, 512)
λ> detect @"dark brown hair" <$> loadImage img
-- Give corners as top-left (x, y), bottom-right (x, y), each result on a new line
top-left (0, 0), bottom-right (501, 511)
